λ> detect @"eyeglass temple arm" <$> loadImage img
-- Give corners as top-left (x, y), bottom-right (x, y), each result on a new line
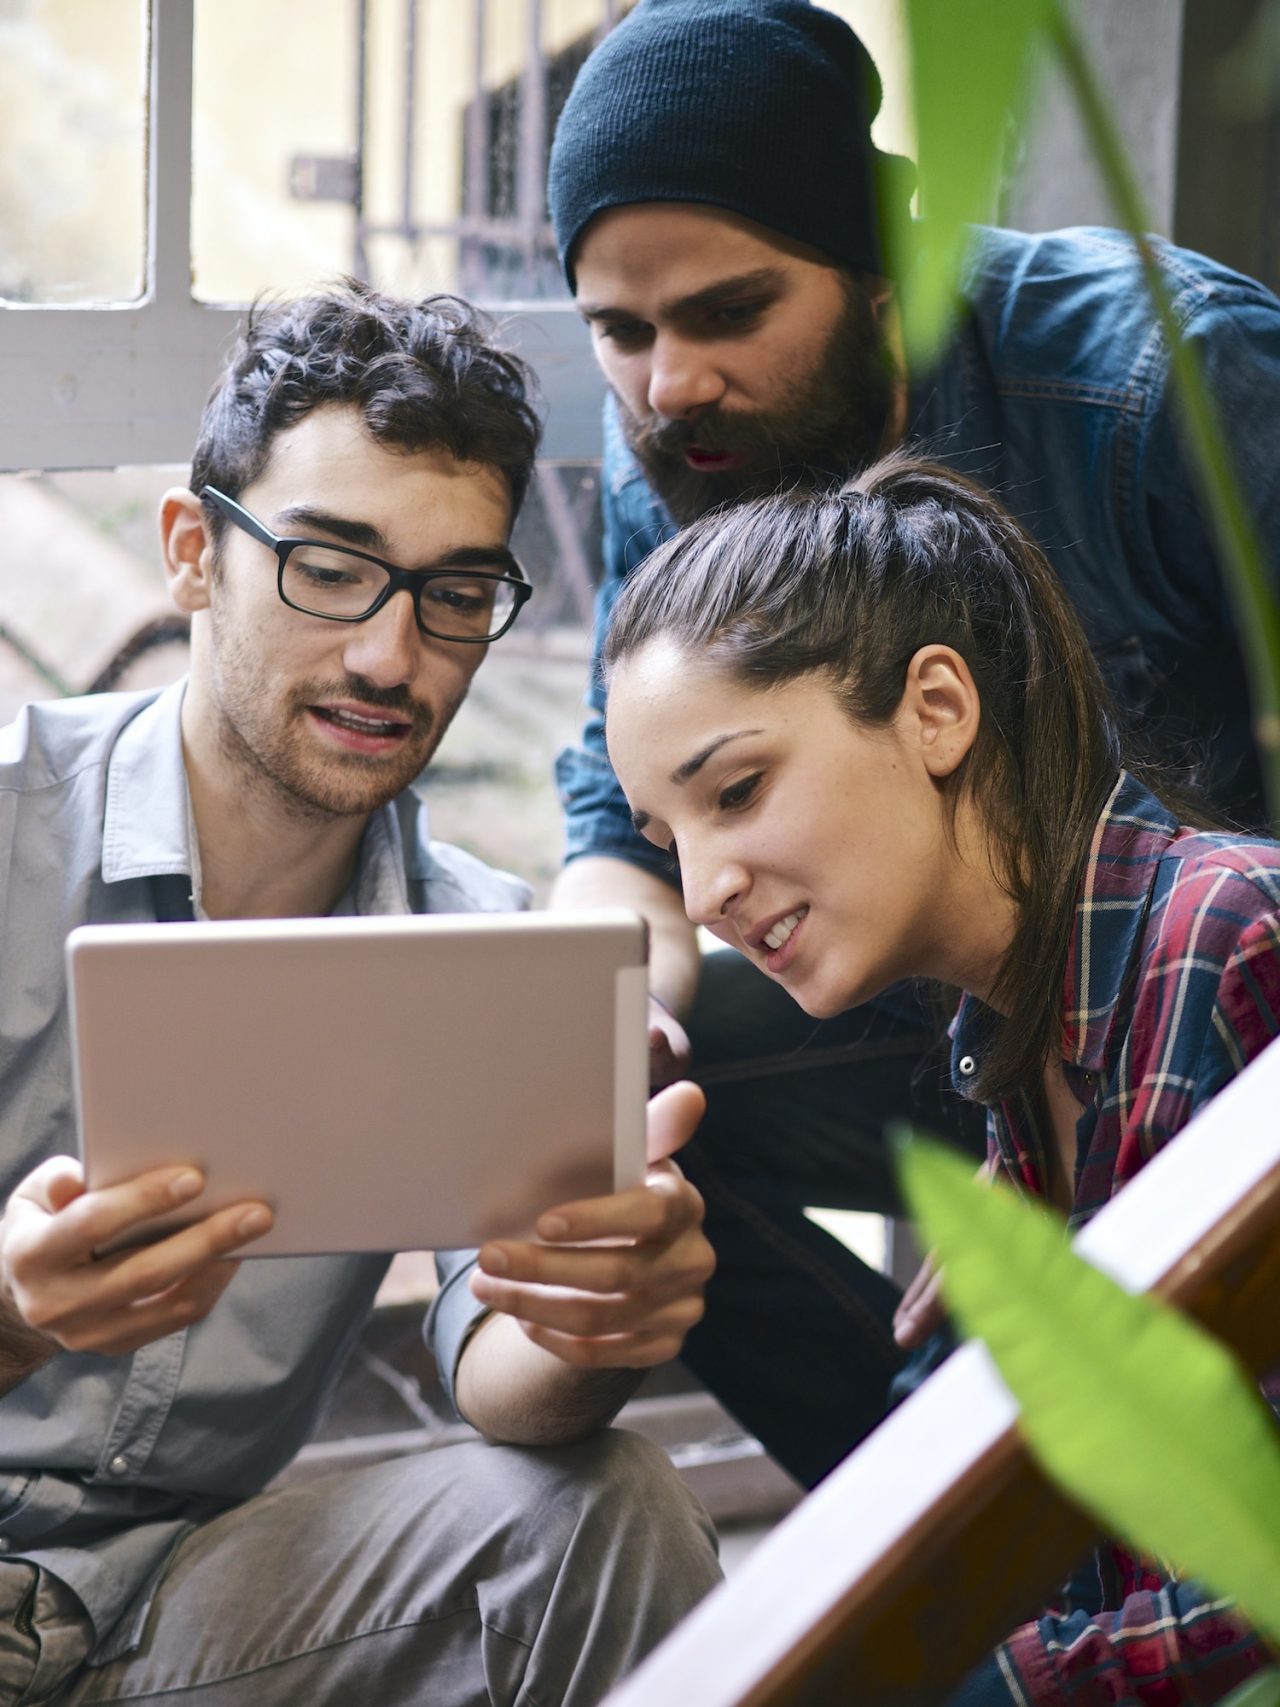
top-left (201, 487), bottom-right (279, 552)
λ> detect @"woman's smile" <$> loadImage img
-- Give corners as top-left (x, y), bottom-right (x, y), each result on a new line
top-left (606, 638), bottom-right (1010, 1019)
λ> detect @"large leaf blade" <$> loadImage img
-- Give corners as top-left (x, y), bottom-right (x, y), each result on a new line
top-left (897, 1135), bottom-right (1280, 1646)
top-left (1219, 1671), bottom-right (1280, 1707)
top-left (893, 0), bottom-right (1049, 368)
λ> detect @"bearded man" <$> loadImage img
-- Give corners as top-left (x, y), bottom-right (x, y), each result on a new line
top-left (546, 0), bottom-right (1280, 1494)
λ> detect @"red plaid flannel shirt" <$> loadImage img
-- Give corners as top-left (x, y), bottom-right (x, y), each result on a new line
top-left (949, 772), bottom-right (1280, 1704)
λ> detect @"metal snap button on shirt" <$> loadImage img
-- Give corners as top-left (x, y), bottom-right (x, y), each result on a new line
top-left (108, 1455), bottom-right (129, 1477)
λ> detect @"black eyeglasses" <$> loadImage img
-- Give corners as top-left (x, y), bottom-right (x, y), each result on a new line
top-left (200, 487), bottom-right (532, 644)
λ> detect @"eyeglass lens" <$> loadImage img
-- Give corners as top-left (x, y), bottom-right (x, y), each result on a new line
top-left (283, 544), bottom-right (517, 640)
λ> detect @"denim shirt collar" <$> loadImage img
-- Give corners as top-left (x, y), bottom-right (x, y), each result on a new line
top-left (100, 676), bottom-right (417, 915)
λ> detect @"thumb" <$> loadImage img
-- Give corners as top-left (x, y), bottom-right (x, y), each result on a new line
top-left (17, 1156), bottom-right (87, 1216)
top-left (645, 1079), bottom-right (706, 1165)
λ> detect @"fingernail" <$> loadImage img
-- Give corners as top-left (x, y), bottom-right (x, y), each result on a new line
top-left (538, 1215), bottom-right (569, 1240)
top-left (481, 1246), bottom-right (509, 1274)
top-left (169, 1170), bottom-right (203, 1203)
top-left (237, 1207), bottom-right (271, 1238)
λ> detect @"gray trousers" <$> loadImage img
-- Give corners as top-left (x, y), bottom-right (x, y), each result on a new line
top-left (0, 1430), bottom-right (720, 1707)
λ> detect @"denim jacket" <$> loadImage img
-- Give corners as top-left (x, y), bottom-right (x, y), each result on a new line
top-left (555, 224), bottom-right (1280, 881)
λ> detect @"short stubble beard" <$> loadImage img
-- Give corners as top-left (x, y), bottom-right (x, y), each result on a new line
top-left (618, 278), bottom-right (899, 525)
top-left (207, 605), bottom-right (456, 824)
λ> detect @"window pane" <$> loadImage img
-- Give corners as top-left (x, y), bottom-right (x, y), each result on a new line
top-left (192, 1), bottom-right (908, 307)
top-left (192, 0), bottom-right (630, 304)
top-left (0, 0), bottom-right (146, 303)
top-left (192, 0), bottom-right (357, 304)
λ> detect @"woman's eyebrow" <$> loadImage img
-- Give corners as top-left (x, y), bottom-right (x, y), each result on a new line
top-left (671, 730), bottom-right (765, 785)
top-left (626, 729), bottom-right (767, 834)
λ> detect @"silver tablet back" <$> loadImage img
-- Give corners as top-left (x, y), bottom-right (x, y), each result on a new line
top-left (67, 909), bottom-right (649, 1255)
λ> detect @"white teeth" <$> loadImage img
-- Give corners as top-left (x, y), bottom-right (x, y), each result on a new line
top-left (763, 908), bottom-right (807, 951)
top-left (329, 708), bottom-right (401, 733)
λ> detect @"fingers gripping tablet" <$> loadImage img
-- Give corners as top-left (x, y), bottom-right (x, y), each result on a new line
top-left (67, 911), bottom-right (649, 1257)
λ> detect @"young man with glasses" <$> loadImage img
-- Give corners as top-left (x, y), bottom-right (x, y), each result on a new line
top-left (0, 281), bottom-right (719, 1707)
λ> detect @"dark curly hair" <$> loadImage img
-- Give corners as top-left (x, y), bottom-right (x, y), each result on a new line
top-left (190, 278), bottom-right (542, 530)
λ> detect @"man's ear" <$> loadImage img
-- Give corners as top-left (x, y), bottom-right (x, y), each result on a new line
top-left (900, 645), bottom-right (980, 779)
top-left (159, 489), bottom-right (215, 613)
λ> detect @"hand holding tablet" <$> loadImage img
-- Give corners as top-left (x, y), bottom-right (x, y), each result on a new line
top-left (66, 910), bottom-right (650, 1257)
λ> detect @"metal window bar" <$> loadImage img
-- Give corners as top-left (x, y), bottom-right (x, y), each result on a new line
top-left (0, 0), bottom-right (605, 470)
top-left (352, 1), bottom-right (622, 298)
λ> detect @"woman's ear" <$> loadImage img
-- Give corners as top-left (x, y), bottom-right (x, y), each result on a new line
top-left (900, 645), bottom-right (980, 778)
top-left (159, 489), bottom-right (215, 613)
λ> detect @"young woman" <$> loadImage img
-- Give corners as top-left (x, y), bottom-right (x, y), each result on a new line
top-left (601, 456), bottom-right (1279, 1706)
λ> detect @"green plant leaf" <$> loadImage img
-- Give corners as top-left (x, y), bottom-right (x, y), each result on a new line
top-left (1043, 0), bottom-right (1280, 823)
top-left (1218, 1670), bottom-right (1280, 1707)
top-left (892, 0), bottom-right (1049, 368)
top-left (896, 1134), bottom-right (1280, 1647)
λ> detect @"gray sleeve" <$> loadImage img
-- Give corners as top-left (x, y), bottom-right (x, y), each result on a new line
top-left (424, 1247), bottom-right (487, 1418)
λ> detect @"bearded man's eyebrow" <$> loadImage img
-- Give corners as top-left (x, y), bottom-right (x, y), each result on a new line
top-left (675, 269), bottom-right (785, 316)
top-left (578, 268), bottom-right (785, 322)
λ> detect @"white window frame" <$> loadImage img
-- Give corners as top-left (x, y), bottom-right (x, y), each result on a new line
top-left (0, 0), bottom-right (601, 474)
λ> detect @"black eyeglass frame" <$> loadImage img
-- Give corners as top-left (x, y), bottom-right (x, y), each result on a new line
top-left (200, 486), bottom-right (532, 644)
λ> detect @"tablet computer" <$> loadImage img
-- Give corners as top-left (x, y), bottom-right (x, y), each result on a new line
top-left (67, 909), bottom-right (649, 1256)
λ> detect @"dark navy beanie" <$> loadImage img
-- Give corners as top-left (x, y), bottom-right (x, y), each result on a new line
top-left (548, 0), bottom-right (914, 287)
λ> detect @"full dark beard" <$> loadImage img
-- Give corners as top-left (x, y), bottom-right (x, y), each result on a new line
top-left (618, 282), bottom-right (898, 525)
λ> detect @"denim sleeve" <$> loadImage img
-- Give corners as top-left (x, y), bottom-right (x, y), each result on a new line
top-left (1142, 288), bottom-right (1280, 590)
top-left (556, 396), bottom-right (681, 886)
top-left (1134, 285), bottom-right (1280, 816)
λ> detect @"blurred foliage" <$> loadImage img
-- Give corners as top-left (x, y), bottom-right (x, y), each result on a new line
top-left (891, 0), bottom-right (1048, 373)
top-left (897, 1135), bottom-right (1280, 1651)
top-left (1220, 1672), bottom-right (1280, 1707)
top-left (891, 0), bottom-right (1280, 821)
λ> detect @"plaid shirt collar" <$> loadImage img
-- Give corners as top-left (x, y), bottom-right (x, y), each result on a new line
top-left (952, 771), bottom-right (1179, 1086)
top-left (1059, 771), bottom-right (1182, 1075)
top-left (950, 773), bottom-right (1182, 1197)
